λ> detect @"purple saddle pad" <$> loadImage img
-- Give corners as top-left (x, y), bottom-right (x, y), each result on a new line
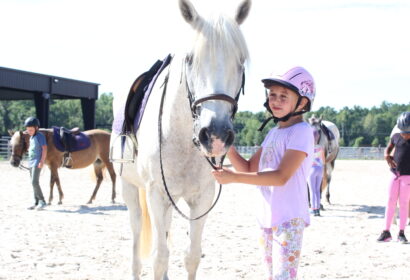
top-left (52, 126), bottom-right (91, 152)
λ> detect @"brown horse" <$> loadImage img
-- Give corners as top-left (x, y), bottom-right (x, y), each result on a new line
top-left (9, 128), bottom-right (116, 205)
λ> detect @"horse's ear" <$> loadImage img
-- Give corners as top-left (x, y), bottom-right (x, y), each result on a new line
top-left (179, 0), bottom-right (199, 25)
top-left (235, 0), bottom-right (251, 25)
top-left (319, 114), bottom-right (323, 122)
top-left (8, 129), bottom-right (15, 136)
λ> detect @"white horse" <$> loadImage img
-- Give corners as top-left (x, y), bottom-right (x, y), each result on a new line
top-left (111, 0), bottom-right (251, 279)
top-left (308, 115), bottom-right (340, 205)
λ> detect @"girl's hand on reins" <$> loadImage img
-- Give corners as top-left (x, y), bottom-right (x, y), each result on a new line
top-left (211, 167), bottom-right (236, 184)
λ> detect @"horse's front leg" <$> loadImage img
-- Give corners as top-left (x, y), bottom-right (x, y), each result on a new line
top-left (147, 188), bottom-right (172, 280)
top-left (185, 188), bottom-right (214, 280)
top-left (122, 180), bottom-right (143, 279)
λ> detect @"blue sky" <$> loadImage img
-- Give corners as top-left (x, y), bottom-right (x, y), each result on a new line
top-left (1, 0), bottom-right (409, 113)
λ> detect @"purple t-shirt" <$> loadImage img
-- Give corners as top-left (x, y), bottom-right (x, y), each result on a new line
top-left (256, 121), bottom-right (314, 228)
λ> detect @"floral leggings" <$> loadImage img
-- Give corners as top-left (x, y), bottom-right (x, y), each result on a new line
top-left (259, 218), bottom-right (306, 280)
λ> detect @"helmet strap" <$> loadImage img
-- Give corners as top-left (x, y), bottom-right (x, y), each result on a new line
top-left (258, 96), bottom-right (305, 131)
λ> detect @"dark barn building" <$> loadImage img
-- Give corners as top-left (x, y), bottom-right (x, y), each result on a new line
top-left (0, 66), bottom-right (99, 130)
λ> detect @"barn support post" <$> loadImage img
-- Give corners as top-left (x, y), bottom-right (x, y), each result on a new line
top-left (81, 98), bottom-right (96, 130)
top-left (34, 92), bottom-right (50, 128)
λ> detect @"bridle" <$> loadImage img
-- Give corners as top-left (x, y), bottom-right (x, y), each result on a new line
top-left (186, 62), bottom-right (244, 121)
top-left (158, 56), bottom-right (245, 221)
top-left (185, 58), bottom-right (245, 148)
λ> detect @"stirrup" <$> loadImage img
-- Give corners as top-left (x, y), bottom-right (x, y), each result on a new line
top-left (109, 133), bottom-right (137, 163)
top-left (62, 154), bottom-right (73, 168)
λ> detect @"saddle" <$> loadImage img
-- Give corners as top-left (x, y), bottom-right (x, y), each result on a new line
top-left (111, 54), bottom-right (173, 163)
top-left (52, 126), bottom-right (91, 168)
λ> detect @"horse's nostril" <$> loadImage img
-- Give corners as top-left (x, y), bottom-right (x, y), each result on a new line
top-left (198, 128), bottom-right (210, 144)
top-left (225, 130), bottom-right (234, 147)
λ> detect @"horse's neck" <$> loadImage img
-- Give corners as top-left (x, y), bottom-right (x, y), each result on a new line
top-left (39, 129), bottom-right (54, 146)
top-left (161, 57), bottom-right (194, 145)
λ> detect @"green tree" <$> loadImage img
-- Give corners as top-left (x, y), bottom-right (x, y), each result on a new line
top-left (95, 92), bottom-right (114, 130)
top-left (353, 136), bottom-right (364, 147)
top-left (371, 137), bottom-right (379, 147)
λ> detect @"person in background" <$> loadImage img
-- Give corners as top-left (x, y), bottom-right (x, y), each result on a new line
top-left (377, 112), bottom-right (410, 244)
top-left (308, 129), bottom-right (325, 217)
top-left (24, 117), bottom-right (48, 210)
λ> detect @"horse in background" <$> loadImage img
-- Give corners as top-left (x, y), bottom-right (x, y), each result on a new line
top-left (110, 0), bottom-right (251, 279)
top-left (308, 115), bottom-right (340, 205)
top-left (9, 129), bottom-right (116, 205)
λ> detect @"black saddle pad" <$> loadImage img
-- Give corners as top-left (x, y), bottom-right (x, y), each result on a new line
top-left (112, 54), bottom-right (173, 135)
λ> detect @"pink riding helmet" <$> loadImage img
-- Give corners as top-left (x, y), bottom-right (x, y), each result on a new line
top-left (262, 66), bottom-right (316, 107)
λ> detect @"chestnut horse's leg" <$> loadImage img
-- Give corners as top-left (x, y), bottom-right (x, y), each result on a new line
top-left (87, 160), bottom-right (104, 204)
top-left (99, 153), bottom-right (117, 203)
top-left (105, 162), bottom-right (117, 203)
top-left (49, 166), bottom-right (64, 205)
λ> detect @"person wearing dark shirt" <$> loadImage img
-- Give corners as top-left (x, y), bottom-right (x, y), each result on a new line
top-left (377, 112), bottom-right (410, 244)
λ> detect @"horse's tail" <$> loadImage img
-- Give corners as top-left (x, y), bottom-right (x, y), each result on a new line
top-left (138, 188), bottom-right (152, 259)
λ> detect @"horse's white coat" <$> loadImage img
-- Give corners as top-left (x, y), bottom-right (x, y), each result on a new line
top-left (309, 117), bottom-right (340, 204)
top-left (111, 1), bottom-right (251, 279)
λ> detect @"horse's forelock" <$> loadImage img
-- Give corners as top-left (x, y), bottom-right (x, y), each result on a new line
top-left (191, 15), bottom-right (248, 74)
top-left (10, 131), bottom-right (20, 146)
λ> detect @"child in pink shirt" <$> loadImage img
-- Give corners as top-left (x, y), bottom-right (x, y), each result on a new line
top-left (212, 66), bottom-right (316, 280)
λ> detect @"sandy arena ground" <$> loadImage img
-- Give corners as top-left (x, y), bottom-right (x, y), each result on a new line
top-left (0, 160), bottom-right (409, 280)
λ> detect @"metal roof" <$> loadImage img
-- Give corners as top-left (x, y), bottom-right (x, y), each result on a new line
top-left (0, 66), bottom-right (99, 100)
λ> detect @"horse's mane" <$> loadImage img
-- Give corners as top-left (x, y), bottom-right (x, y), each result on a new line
top-left (191, 14), bottom-right (249, 77)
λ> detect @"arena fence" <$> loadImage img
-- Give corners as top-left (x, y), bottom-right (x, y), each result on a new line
top-left (0, 136), bottom-right (11, 160)
top-left (236, 146), bottom-right (385, 160)
top-left (0, 140), bottom-right (385, 161)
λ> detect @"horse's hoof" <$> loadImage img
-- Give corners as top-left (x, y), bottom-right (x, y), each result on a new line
top-left (58, 202), bottom-right (62, 205)
top-left (111, 200), bottom-right (116, 204)
top-left (87, 201), bottom-right (93, 204)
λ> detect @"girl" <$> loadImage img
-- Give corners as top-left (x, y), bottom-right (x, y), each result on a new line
top-left (24, 117), bottom-right (48, 210)
top-left (212, 66), bottom-right (315, 280)
top-left (377, 112), bottom-right (410, 244)
top-left (308, 129), bottom-right (325, 216)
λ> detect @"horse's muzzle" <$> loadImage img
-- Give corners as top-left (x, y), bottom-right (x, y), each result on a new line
top-left (10, 157), bottom-right (21, 168)
top-left (198, 126), bottom-right (234, 157)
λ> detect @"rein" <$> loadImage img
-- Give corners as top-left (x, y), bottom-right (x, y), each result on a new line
top-left (158, 58), bottom-right (244, 221)
top-left (158, 68), bottom-right (223, 221)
